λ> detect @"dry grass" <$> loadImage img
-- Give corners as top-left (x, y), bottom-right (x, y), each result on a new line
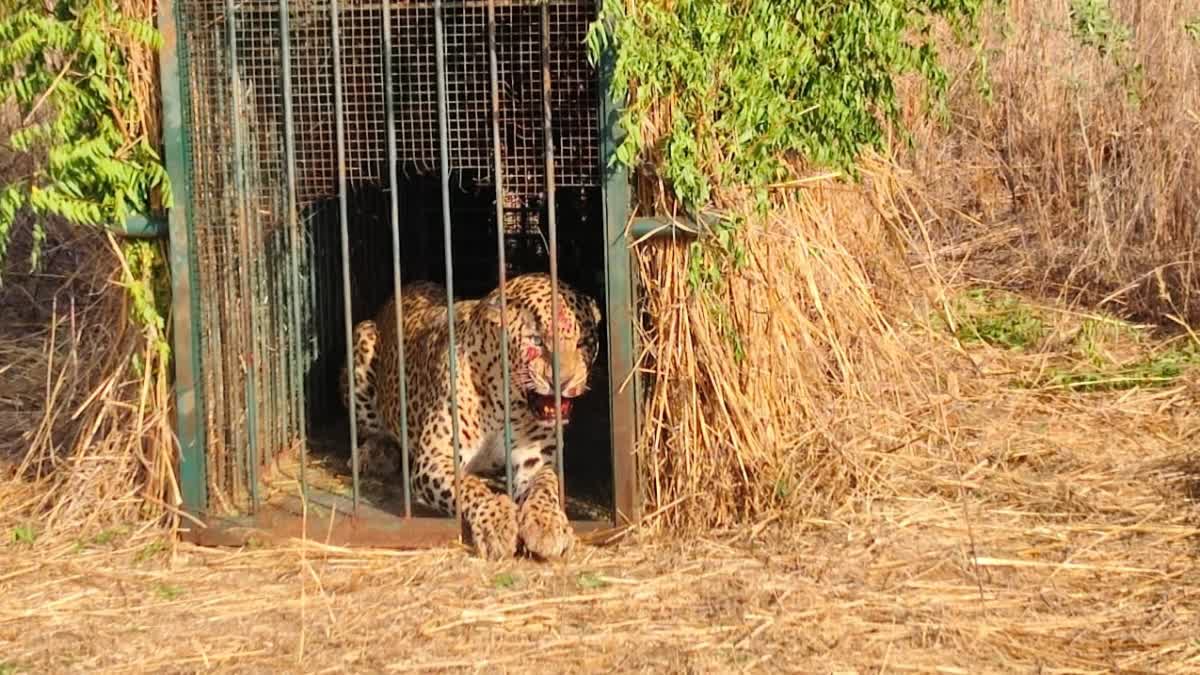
top-left (903, 0), bottom-right (1200, 324)
top-left (0, 217), bottom-right (179, 534)
top-left (2, 323), bottom-right (1198, 671)
top-left (0, 0), bottom-right (177, 531)
top-left (631, 155), bottom-right (963, 530)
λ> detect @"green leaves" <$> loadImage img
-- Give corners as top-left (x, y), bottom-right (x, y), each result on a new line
top-left (1067, 0), bottom-right (1143, 105)
top-left (1069, 0), bottom-right (1131, 56)
top-left (589, 0), bottom-right (989, 213)
top-left (0, 0), bottom-right (168, 274)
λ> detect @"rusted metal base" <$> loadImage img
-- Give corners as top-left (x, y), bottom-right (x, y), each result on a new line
top-left (179, 495), bottom-right (627, 549)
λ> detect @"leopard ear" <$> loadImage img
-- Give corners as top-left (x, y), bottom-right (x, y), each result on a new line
top-left (482, 291), bottom-right (504, 325)
top-left (588, 296), bottom-right (601, 326)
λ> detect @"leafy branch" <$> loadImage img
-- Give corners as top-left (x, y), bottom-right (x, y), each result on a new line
top-left (587, 0), bottom-right (993, 214)
top-left (0, 0), bottom-right (170, 273)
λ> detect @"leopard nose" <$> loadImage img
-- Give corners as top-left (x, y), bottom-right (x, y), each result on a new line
top-left (560, 372), bottom-right (587, 398)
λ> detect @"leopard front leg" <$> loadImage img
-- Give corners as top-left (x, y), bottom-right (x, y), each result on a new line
top-left (413, 427), bottom-right (518, 560)
top-left (513, 449), bottom-right (574, 560)
top-left (338, 320), bottom-right (401, 477)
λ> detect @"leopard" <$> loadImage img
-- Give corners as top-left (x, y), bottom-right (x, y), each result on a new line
top-left (338, 273), bottom-right (602, 560)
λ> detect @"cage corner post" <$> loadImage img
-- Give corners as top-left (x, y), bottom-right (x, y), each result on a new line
top-left (158, 0), bottom-right (209, 515)
top-left (596, 23), bottom-right (640, 527)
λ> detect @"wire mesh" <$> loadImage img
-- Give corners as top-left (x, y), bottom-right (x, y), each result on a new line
top-left (173, 0), bottom-right (602, 516)
top-left (228, 0), bottom-right (597, 205)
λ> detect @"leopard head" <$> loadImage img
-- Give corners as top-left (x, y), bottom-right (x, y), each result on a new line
top-left (482, 274), bottom-right (602, 427)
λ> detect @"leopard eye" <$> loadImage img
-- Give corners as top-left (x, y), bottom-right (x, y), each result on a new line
top-left (529, 335), bottom-right (543, 347)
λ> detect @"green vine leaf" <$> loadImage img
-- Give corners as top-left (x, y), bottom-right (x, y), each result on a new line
top-left (588, 0), bottom-right (991, 215)
top-left (0, 0), bottom-right (169, 275)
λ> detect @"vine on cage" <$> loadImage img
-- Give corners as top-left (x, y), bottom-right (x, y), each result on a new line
top-left (587, 0), bottom-right (994, 289)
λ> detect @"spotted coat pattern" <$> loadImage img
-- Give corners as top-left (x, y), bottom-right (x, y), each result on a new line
top-left (339, 273), bottom-right (602, 559)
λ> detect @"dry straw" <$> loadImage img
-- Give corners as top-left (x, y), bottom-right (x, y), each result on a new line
top-left (902, 0), bottom-right (1200, 324)
top-left (0, 220), bottom-right (180, 534)
top-left (0, 0), bottom-right (176, 534)
top-left (630, 153), bottom-right (955, 530)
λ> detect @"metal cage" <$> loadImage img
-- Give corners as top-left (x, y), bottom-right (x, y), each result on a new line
top-left (158, 0), bottom-right (638, 546)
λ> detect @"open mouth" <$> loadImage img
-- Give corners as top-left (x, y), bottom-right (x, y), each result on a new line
top-left (526, 392), bottom-right (573, 424)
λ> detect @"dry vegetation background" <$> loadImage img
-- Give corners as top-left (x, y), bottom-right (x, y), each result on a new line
top-left (905, 0), bottom-right (1200, 322)
top-left (2, 1), bottom-right (1199, 672)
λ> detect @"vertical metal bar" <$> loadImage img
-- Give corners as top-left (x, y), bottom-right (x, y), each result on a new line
top-left (225, 0), bottom-right (260, 511)
top-left (243, 365), bottom-right (259, 506)
top-left (486, 0), bottom-right (515, 499)
top-left (381, 0), bottom-right (413, 518)
top-left (330, 0), bottom-right (360, 511)
top-left (595, 2), bottom-right (639, 525)
top-left (434, 0), bottom-right (465, 530)
top-left (277, 0), bottom-right (309, 495)
top-left (158, 0), bottom-right (208, 514)
top-left (540, 0), bottom-right (565, 506)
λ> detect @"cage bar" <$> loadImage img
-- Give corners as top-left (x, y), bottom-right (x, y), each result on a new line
top-left (433, 0), bottom-right (466, 531)
top-left (381, 0), bottom-right (414, 518)
top-left (540, 0), bottom-right (566, 505)
top-left (330, 0), bottom-right (362, 510)
top-left (486, 0), bottom-right (516, 498)
top-left (225, 0), bottom-right (262, 512)
top-left (159, 0), bottom-right (208, 513)
top-left (594, 1), bottom-right (639, 523)
top-left (276, 0), bottom-right (309, 497)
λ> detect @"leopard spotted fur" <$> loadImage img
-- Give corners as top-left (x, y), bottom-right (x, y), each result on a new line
top-left (339, 273), bottom-right (602, 559)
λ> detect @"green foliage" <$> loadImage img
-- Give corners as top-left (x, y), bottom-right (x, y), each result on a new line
top-left (133, 538), bottom-right (168, 563)
top-left (575, 572), bottom-right (609, 590)
top-left (945, 291), bottom-right (1200, 393)
top-left (1069, 0), bottom-right (1130, 55)
top-left (587, 0), bottom-right (992, 213)
top-left (1067, 0), bottom-right (1143, 104)
top-left (1185, 17), bottom-right (1200, 42)
top-left (0, 0), bottom-right (169, 273)
top-left (947, 289), bottom-right (1046, 350)
top-left (1073, 314), bottom-right (1138, 365)
top-left (1030, 327), bottom-right (1200, 392)
top-left (154, 583), bottom-right (183, 600)
top-left (122, 239), bottom-right (172, 362)
top-left (491, 572), bottom-right (518, 589)
top-left (10, 523), bottom-right (37, 544)
top-left (91, 525), bottom-right (129, 546)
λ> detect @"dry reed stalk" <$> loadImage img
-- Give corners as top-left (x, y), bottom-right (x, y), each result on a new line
top-left (632, 155), bottom-right (947, 530)
top-left (115, 0), bottom-right (162, 173)
top-left (901, 0), bottom-right (1200, 324)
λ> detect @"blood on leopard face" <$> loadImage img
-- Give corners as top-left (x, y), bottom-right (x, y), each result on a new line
top-left (518, 328), bottom-right (576, 424)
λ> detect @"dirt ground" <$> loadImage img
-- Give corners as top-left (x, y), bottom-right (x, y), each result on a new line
top-left (3, 327), bottom-right (1199, 673)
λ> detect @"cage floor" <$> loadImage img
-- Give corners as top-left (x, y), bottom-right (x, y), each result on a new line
top-left (259, 420), bottom-right (615, 524)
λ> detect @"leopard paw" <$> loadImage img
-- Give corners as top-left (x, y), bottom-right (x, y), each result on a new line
top-left (468, 494), bottom-right (519, 560)
top-left (346, 434), bottom-right (400, 478)
top-left (518, 498), bottom-right (574, 560)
